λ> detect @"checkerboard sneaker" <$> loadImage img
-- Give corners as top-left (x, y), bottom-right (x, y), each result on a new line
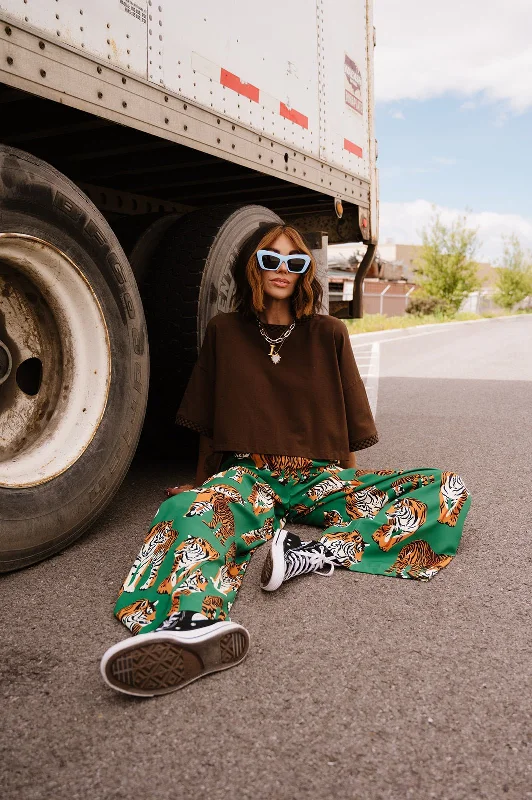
top-left (100, 617), bottom-right (250, 697)
top-left (261, 529), bottom-right (335, 592)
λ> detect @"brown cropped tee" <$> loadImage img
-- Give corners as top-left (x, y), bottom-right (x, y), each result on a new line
top-left (176, 311), bottom-right (378, 463)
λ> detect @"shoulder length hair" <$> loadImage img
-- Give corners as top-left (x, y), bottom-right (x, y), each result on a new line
top-left (232, 223), bottom-right (324, 319)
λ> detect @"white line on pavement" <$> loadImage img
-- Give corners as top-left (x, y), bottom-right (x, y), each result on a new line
top-left (364, 342), bottom-right (380, 419)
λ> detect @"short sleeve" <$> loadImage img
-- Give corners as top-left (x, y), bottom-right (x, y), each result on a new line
top-left (175, 320), bottom-right (216, 438)
top-left (335, 323), bottom-right (379, 451)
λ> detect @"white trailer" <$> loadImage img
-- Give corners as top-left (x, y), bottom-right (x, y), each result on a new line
top-left (0, 0), bottom-right (378, 570)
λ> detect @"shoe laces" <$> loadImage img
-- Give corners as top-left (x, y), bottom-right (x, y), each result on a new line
top-left (284, 542), bottom-right (335, 582)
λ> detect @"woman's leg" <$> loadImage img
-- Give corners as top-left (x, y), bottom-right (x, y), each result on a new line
top-left (114, 464), bottom-right (287, 633)
top-left (288, 466), bottom-right (471, 581)
top-left (102, 461), bottom-right (288, 696)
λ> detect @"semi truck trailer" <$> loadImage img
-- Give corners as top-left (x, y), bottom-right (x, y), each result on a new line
top-left (0, 0), bottom-right (378, 571)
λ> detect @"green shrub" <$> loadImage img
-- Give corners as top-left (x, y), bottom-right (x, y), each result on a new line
top-left (406, 295), bottom-right (450, 316)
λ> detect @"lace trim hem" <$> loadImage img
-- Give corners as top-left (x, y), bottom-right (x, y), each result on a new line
top-left (349, 433), bottom-right (379, 451)
top-left (175, 414), bottom-right (212, 438)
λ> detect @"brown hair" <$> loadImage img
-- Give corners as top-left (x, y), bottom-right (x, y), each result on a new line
top-left (233, 224), bottom-right (323, 319)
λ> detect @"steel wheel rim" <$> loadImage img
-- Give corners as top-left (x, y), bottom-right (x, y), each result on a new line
top-left (0, 233), bottom-right (111, 488)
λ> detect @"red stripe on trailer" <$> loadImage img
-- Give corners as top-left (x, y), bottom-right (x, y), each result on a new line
top-left (344, 138), bottom-right (363, 158)
top-left (279, 102), bottom-right (309, 129)
top-left (220, 68), bottom-right (259, 103)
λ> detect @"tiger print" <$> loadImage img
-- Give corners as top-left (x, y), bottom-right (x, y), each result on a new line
top-left (121, 520), bottom-right (177, 593)
top-left (232, 454), bottom-right (341, 480)
top-left (229, 466), bottom-right (261, 483)
top-left (345, 486), bottom-right (388, 521)
top-left (211, 542), bottom-right (249, 594)
top-left (384, 539), bottom-right (453, 580)
top-left (321, 529), bottom-right (367, 567)
top-left (248, 482), bottom-right (282, 515)
top-left (323, 509), bottom-right (351, 528)
top-left (372, 498), bottom-right (428, 552)
top-left (250, 454), bottom-right (314, 483)
top-left (157, 536), bottom-right (219, 594)
top-left (241, 516), bottom-right (275, 545)
top-left (355, 469), bottom-right (397, 477)
top-left (306, 475), bottom-right (347, 502)
top-left (117, 599), bottom-right (158, 635)
top-left (391, 473), bottom-right (435, 496)
top-left (186, 484), bottom-right (244, 545)
top-left (438, 472), bottom-right (470, 527)
top-left (168, 568), bottom-right (209, 614)
top-left (201, 595), bottom-right (226, 620)
top-left (289, 502), bottom-right (317, 519)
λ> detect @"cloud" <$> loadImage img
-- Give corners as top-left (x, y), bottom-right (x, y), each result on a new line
top-left (389, 109), bottom-right (405, 120)
top-left (374, 0), bottom-right (532, 111)
top-left (379, 200), bottom-right (532, 262)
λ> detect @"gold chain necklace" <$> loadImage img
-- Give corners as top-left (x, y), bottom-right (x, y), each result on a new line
top-left (257, 319), bottom-right (296, 364)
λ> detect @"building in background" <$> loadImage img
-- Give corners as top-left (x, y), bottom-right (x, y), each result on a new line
top-left (328, 242), bottom-right (500, 317)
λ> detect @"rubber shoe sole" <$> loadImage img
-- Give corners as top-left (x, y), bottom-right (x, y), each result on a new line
top-left (261, 528), bottom-right (288, 592)
top-left (100, 621), bottom-right (249, 697)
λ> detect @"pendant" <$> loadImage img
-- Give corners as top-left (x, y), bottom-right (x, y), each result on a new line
top-left (269, 344), bottom-right (281, 364)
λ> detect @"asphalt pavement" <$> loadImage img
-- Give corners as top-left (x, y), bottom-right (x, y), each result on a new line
top-left (2, 315), bottom-right (531, 800)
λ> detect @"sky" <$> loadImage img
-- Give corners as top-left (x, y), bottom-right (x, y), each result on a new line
top-left (374, 0), bottom-right (532, 262)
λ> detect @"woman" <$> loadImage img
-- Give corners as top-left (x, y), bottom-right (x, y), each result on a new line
top-left (101, 223), bottom-right (471, 697)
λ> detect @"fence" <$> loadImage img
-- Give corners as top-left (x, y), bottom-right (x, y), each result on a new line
top-left (328, 274), bottom-right (416, 317)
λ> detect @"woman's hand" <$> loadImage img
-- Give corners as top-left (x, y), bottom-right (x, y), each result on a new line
top-left (164, 483), bottom-right (195, 498)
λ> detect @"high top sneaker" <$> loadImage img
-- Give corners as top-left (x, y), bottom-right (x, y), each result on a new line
top-left (100, 611), bottom-right (249, 698)
top-left (261, 529), bottom-right (336, 592)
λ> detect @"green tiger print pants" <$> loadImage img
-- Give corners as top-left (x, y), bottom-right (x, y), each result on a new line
top-left (114, 453), bottom-right (471, 636)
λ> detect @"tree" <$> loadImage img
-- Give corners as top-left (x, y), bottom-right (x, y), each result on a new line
top-left (493, 235), bottom-right (532, 310)
top-left (414, 210), bottom-right (480, 312)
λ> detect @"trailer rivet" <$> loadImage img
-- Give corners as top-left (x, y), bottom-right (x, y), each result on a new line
top-left (184, 124), bottom-right (188, 131)
top-left (232, 144), bottom-right (235, 149)
top-left (164, 95), bottom-right (168, 102)
top-left (122, 77), bottom-right (126, 84)
top-left (39, 41), bottom-right (45, 50)
top-left (122, 101), bottom-right (127, 108)
top-left (7, 56), bottom-right (13, 65)
top-left (97, 66), bottom-right (102, 74)
top-left (216, 138), bottom-right (221, 144)
top-left (5, 26), bottom-right (11, 36)
top-left (98, 91), bottom-right (103, 99)
top-left (40, 69), bottom-right (46, 78)
top-left (165, 117), bottom-right (169, 124)
top-left (183, 103), bottom-right (187, 110)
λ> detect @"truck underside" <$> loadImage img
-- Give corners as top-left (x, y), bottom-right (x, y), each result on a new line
top-left (0, 84), bottom-right (365, 244)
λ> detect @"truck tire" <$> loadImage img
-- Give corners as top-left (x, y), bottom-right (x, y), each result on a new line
top-left (139, 204), bottom-right (282, 449)
top-left (0, 146), bottom-right (149, 572)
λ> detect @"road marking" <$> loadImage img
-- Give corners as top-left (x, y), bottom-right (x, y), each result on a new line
top-left (352, 341), bottom-right (380, 418)
top-left (365, 342), bottom-right (380, 418)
